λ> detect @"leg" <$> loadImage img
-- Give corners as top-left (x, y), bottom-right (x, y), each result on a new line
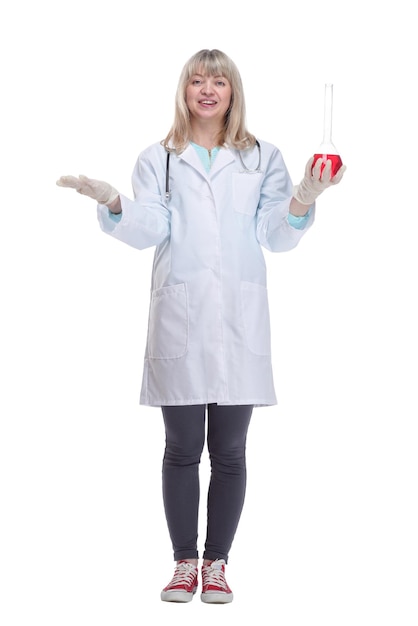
top-left (203, 404), bottom-right (253, 563)
top-left (161, 405), bottom-right (206, 561)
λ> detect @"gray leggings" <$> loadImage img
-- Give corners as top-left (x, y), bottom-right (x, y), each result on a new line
top-left (162, 403), bottom-right (253, 563)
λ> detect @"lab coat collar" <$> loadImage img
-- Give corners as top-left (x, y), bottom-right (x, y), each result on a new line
top-left (179, 143), bottom-right (236, 177)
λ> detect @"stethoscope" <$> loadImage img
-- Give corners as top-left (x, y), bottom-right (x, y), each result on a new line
top-left (165, 139), bottom-right (261, 201)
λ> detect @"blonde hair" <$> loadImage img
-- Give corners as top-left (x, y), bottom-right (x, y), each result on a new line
top-left (162, 49), bottom-right (256, 154)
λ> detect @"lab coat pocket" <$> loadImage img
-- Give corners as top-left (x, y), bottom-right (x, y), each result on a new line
top-left (241, 281), bottom-right (271, 356)
top-left (232, 172), bottom-right (263, 216)
top-left (148, 283), bottom-right (188, 359)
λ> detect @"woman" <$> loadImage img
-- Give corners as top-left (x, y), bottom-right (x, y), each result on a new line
top-left (57, 49), bottom-right (345, 604)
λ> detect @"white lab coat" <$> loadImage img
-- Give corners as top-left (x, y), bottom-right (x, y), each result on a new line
top-left (97, 139), bottom-right (314, 406)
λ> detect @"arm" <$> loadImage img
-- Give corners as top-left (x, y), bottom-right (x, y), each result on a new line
top-left (57, 147), bottom-right (171, 250)
top-left (96, 149), bottom-right (171, 250)
top-left (256, 148), bottom-right (346, 251)
top-left (256, 147), bottom-right (316, 252)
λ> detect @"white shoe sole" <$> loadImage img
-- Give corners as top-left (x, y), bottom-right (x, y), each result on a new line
top-left (201, 592), bottom-right (233, 604)
top-left (161, 589), bottom-right (196, 603)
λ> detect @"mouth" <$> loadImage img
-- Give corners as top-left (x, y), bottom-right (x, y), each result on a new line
top-left (199, 100), bottom-right (217, 106)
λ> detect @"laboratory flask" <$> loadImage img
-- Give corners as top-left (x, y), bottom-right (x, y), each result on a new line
top-left (312, 83), bottom-right (343, 177)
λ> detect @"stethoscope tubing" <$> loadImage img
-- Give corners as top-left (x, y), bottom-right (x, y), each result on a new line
top-left (165, 139), bottom-right (261, 201)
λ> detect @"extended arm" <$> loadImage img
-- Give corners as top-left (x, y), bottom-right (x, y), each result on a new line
top-left (56, 149), bottom-right (171, 251)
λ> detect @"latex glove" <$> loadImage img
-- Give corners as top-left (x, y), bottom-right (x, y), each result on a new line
top-left (293, 157), bottom-right (346, 206)
top-left (56, 174), bottom-right (119, 205)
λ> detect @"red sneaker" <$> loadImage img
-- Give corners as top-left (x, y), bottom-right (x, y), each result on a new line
top-left (201, 559), bottom-right (233, 604)
top-left (160, 561), bottom-right (198, 602)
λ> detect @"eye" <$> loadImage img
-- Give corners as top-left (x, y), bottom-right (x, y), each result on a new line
top-left (191, 79), bottom-right (202, 85)
top-left (216, 80), bottom-right (226, 87)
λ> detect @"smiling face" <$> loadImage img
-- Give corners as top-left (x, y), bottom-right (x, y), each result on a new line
top-left (186, 72), bottom-right (232, 127)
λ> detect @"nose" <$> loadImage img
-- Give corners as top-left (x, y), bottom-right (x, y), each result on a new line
top-left (201, 80), bottom-right (214, 95)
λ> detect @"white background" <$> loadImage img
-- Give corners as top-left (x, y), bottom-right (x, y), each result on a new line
top-left (1, 1), bottom-right (417, 624)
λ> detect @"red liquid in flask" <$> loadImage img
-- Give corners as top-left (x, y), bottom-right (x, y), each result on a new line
top-left (312, 153), bottom-right (343, 177)
top-left (312, 84), bottom-right (343, 178)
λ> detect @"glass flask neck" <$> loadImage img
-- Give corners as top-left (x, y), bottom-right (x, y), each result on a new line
top-left (319, 83), bottom-right (340, 155)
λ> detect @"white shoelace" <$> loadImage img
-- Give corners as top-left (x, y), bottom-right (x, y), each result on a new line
top-left (202, 559), bottom-right (227, 588)
top-left (168, 562), bottom-right (197, 586)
